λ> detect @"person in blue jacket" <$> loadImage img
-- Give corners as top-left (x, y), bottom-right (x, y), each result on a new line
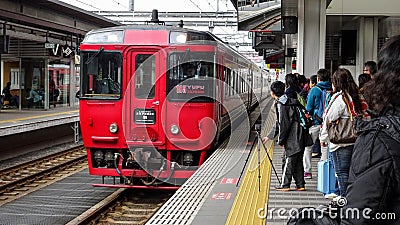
top-left (303, 69), bottom-right (332, 179)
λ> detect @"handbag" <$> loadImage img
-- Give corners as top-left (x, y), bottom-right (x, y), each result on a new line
top-left (327, 93), bottom-right (358, 144)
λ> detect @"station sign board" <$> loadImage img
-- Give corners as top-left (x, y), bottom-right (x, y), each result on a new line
top-left (44, 42), bottom-right (55, 49)
top-left (47, 43), bottom-right (75, 58)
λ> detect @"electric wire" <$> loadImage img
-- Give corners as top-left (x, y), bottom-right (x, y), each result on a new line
top-left (187, 0), bottom-right (235, 36)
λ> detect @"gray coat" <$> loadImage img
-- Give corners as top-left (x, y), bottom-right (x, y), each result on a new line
top-left (267, 95), bottom-right (312, 156)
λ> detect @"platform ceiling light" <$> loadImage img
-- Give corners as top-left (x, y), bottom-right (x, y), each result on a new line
top-left (109, 123), bottom-right (118, 133)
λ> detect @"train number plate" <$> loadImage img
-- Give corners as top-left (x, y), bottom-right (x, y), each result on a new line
top-left (134, 108), bottom-right (156, 124)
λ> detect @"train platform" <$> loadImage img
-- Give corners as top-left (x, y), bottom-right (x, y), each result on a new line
top-left (147, 103), bottom-right (330, 225)
top-left (0, 107), bottom-right (79, 136)
top-left (0, 168), bottom-right (115, 225)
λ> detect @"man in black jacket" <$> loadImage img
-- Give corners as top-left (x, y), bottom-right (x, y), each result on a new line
top-left (263, 81), bottom-right (312, 191)
top-left (341, 35), bottom-right (400, 224)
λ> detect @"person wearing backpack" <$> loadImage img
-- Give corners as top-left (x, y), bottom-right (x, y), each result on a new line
top-left (341, 35), bottom-right (400, 225)
top-left (263, 81), bottom-right (313, 191)
top-left (309, 75), bottom-right (322, 158)
top-left (303, 69), bottom-right (332, 179)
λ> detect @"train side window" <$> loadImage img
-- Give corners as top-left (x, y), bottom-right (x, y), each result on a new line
top-left (231, 71), bottom-right (235, 96)
top-left (225, 68), bottom-right (231, 97)
top-left (240, 77), bottom-right (246, 93)
top-left (235, 72), bottom-right (239, 94)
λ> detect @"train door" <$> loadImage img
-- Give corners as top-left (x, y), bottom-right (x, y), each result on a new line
top-left (126, 50), bottom-right (165, 145)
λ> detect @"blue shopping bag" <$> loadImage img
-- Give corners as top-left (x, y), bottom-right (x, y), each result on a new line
top-left (317, 156), bottom-right (339, 194)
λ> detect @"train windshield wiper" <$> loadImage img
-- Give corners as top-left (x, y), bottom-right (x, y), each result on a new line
top-left (180, 48), bottom-right (190, 62)
top-left (85, 47), bottom-right (104, 64)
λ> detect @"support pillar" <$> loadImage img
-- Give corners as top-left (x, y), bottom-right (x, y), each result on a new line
top-left (73, 121), bottom-right (80, 143)
top-left (69, 58), bottom-right (75, 107)
top-left (356, 16), bottom-right (379, 76)
top-left (44, 58), bottom-right (49, 110)
top-left (297, 0), bottom-right (326, 76)
top-left (284, 34), bottom-right (293, 74)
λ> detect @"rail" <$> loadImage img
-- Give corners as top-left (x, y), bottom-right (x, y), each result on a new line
top-left (0, 146), bottom-right (87, 205)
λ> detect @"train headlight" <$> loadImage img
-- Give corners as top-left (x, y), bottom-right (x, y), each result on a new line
top-left (170, 32), bottom-right (187, 44)
top-left (176, 34), bottom-right (187, 43)
top-left (93, 150), bottom-right (104, 167)
top-left (183, 153), bottom-right (194, 166)
top-left (170, 125), bottom-right (180, 135)
top-left (109, 123), bottom-right (118, 134)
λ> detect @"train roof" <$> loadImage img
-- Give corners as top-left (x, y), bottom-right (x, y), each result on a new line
top-left (85, 24), bottom-right (213, 40)
top-left (85, 25), bottom-right (233, 50)
top-left (88, 24), bottom-right (205, 32)
top-left (82, 24), bottom-right (253, 67)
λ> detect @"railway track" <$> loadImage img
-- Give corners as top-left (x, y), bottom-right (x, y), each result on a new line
top-left (0, 146), bottom-right (87, 205)
top-left (70, 188), bottom-right (174, 225)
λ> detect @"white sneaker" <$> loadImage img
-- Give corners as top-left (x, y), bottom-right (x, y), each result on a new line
top-left (332, 195), bottom-right (342, 202)
top-left (324, 193), bottom-right (338, 199)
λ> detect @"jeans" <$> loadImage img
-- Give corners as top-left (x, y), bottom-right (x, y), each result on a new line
top-left (312, 138), bottom-right (321, 153)
top-left (303, 125), bottom-right (320, 173)
top-left (331, 145), bottom-right (354, 196)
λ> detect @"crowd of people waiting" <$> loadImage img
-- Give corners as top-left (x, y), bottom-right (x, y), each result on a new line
top-left (263, 35), bottom-right (400, 224)
top-left (1, 78), bottom-right (59, 109)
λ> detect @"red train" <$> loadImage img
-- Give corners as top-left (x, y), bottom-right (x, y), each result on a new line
top-left (79, 23), bottom-right (270, 189)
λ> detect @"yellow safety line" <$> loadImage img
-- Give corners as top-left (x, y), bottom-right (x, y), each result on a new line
top-left (0, 110), bottom-right (79, 124)
top-left (226, 107), bottom-right (276, 225)
top-left (225, 141), bottom-right (274, 225)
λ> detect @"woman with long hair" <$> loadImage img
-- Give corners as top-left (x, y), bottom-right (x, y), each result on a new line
top-left (284, 73), bottom-right (302, 99)
top-left (341, 35), bottom-right (400, 224)
top-left (319, 68), bottom-right (365, 198)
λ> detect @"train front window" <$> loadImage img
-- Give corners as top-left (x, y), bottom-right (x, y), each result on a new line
top-left (80, 50), bottom-right (122, 99)
top-left (167, 51), bottom-right (216, 102)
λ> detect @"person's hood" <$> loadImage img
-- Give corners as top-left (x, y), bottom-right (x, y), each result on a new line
top-left (277, 94), bottom-right (288, 105)
top-left (285, 86), bottom-right (302, 94)
top-left (355, 108), bottom-right (400, 167)
top-left (316, 81), bottom-right (332, 90)
top-left (355, 114), bottom-right (400, 139)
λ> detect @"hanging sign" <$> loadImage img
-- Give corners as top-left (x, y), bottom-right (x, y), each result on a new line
top-left (48, 44), bottom-right (74, 58)
top-left (44, 42), bottom-right (55, 49)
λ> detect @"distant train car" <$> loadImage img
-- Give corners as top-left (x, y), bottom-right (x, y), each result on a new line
top-left (79, 23), bottom-right (270, 189)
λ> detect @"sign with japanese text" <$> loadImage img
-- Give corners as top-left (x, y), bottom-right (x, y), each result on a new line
top-left (134, 108), bottom-right (156, 124)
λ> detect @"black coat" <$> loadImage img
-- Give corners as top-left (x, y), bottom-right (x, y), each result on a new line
top-left (341, 108), bottom-right (400, 225)
top-left (267, 95), bottom-right (312, 157)
top-left (285, 86), bottom-right (302, 99)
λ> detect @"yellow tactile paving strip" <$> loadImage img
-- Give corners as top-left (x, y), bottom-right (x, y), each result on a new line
top-left (0, 110), bottom-right (79, 124)
top-left (225, 108), bottom-right (276, 225)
